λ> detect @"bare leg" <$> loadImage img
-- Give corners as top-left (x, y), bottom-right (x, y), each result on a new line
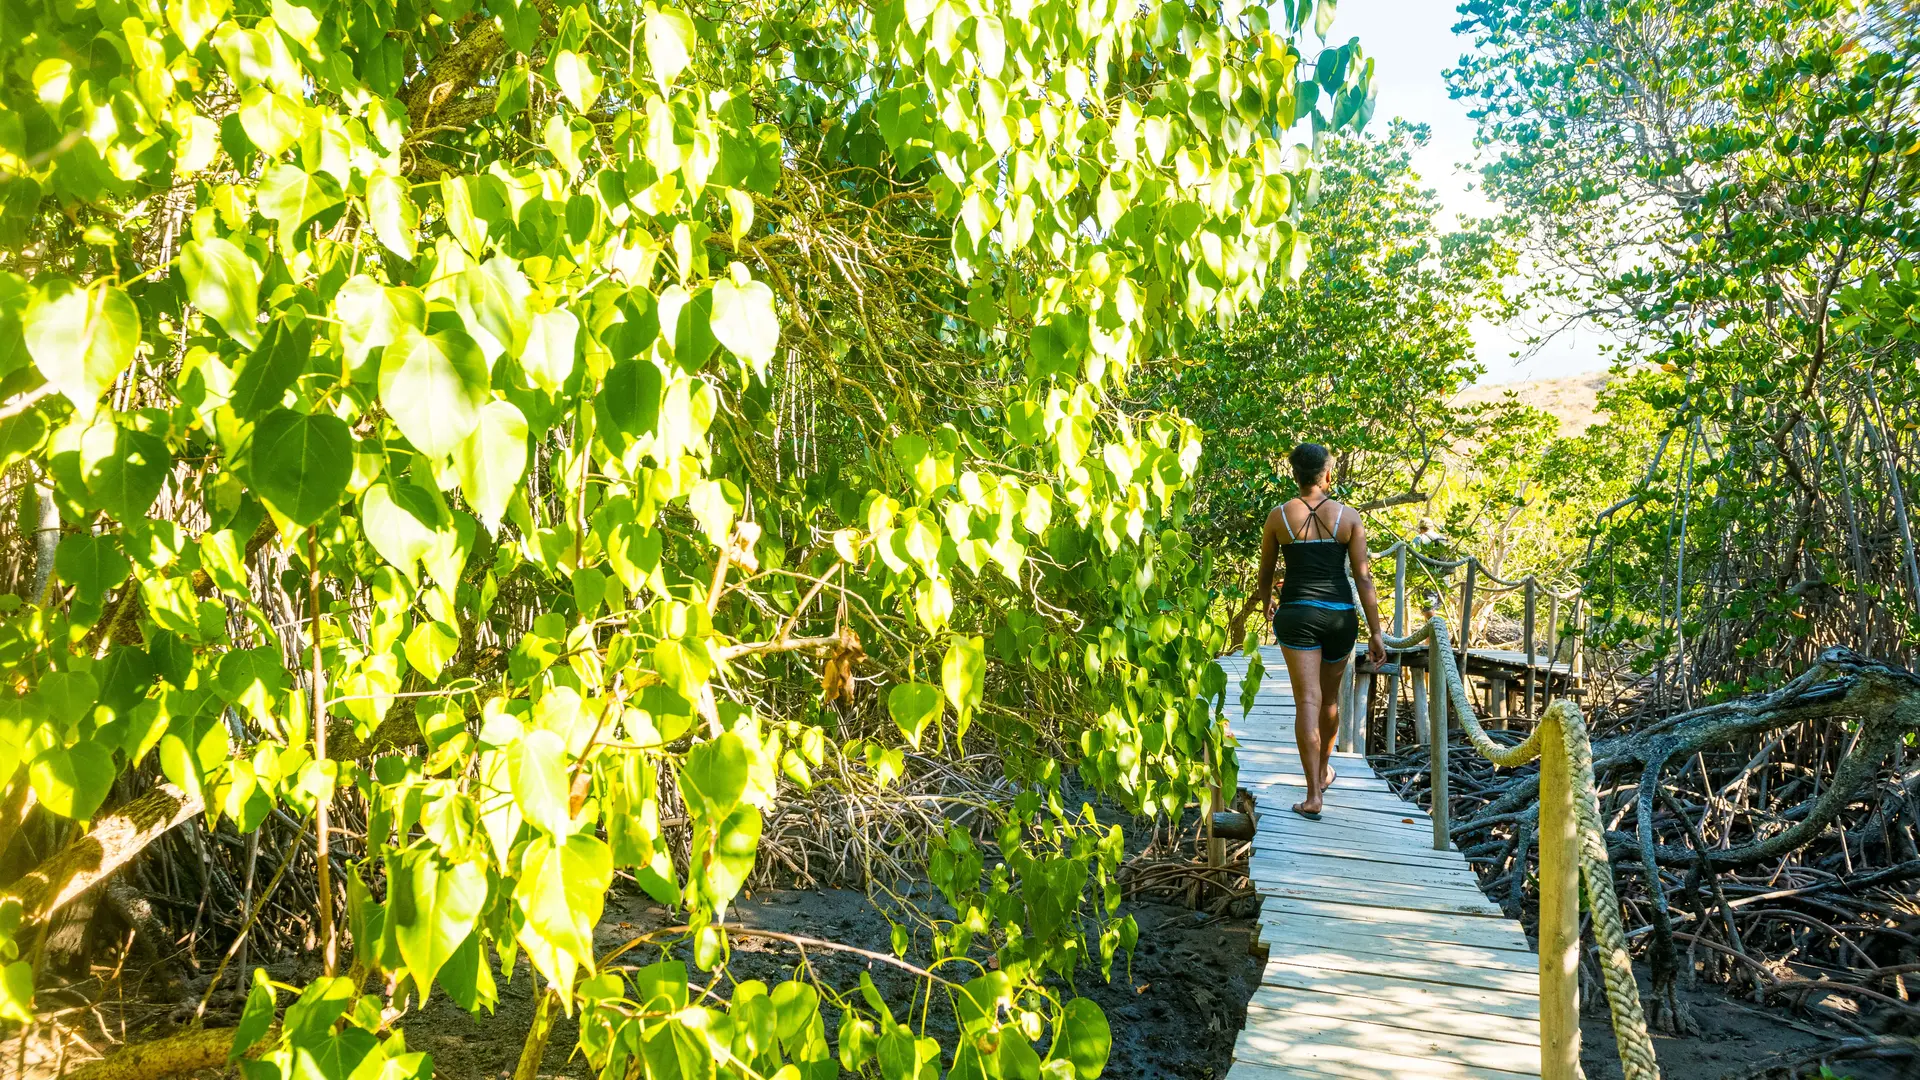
top-left (1281, 646), bottom-right (1326, 814)
top-left (1316, 656), bottom-right (1350, 796)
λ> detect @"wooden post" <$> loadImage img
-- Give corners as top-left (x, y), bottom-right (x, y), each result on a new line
top-left (1538, 709), bottom-right (1581, 1078)
top-left (1546, 591), bottom-right (1561, 699)
top-left (1570, 596), bottom-right (1586, 682)
top-left (1411, 669), bottom-right (1428, 745)
top-left (1523, 579), bottom-right (1537, 719)
top-left (1205, 740), bottom-right (1224, 868)
top-left (1428, 630), bottom-right (1449, 851)
top-left (1355, 673), bottom-right (1373, 753)
top-left (1456, 562), bottom-right (1477, 719)
top-left (1336, 657), bottom-right (1357, 753)
top-left (1386, 548), bottom-right (1407, 753)
top-left (1490, 675), bottom-right (1508, 730)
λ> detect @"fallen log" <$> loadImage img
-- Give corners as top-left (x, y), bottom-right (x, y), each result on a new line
top-left (64, 1024), bottom-right (277, 1080)
top-left (2, 783), bottom-right (203, 926)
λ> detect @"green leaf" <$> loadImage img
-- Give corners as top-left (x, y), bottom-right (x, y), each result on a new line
top-left (598, 356), bottom-right (663, 442)
top-left (512, 728), bottom-right (574, 837)
top-left (361, 481), bottom-right (443, 580)
top-left (701, 802), bottom-right (760, 915)
top-left (389, 850), bottom-right (487, 1001)
top-left (514, 833), bottom-right (613, 987)
top-left (708, 270), bottom-right (780, 380)
top-left (453, 400), bottom-right (529, 532)
top-left (379, 324), bottom-right (490, 459)
top-left (553, 50), bottom-right (602, 112)
top-left (496, 65), bottom-right (531, 121)
top-left (29, 741), bottom-right (115, 821)
top-left (54, 534), bottom-right (131, 606)
top-left (404, 620), bottom-right (460, 683)
top-left (334, 276), bottom-right (423, 377)
top-left (230, 967), bottom-right (276, 1063)
top-left (229, 315), bottom-right (312, 420)
top-left (367, 173), bottom-right (418, 260)
top-left (168, 0), bottom-right (231, 51)
top-left (887, 682), bottom-right (941, 749)
top-left (255, 163), bottom-right (344, 248)
top-left (0, 962), bottom-right (32, 1025)
top-left (645, 6), bottom-right (697, 89)
top-left (681, 732), bottom-right (748, 818)
top-left (453, 260), bottom-right (530, 363)
top-left (1055, 999), bottom-right (1111, 1079)
top-left (687, 478), bottom-right (736, 546)
top-left (180, 237), bottom-right (261, 347)
top-left (80, 417), bottom-right (170, 520)
top-left (25, 280), bottom-right (140, 411)
top-left (522, 308), bottom-right (579, 393)
top-left (250, 408), bottom-right (353, 526)
top-left (941, 635), bottom-right (986, 738)
top-left (1315, 0), bottom-right (1338, 39)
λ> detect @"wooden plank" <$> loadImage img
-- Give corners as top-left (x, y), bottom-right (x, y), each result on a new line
top-left (1249, 850), bottom-right (1490, 893)
top-left (1265, 942), bottom-right (1538, 995)
top-left (1246, 869), bottom-right (1498, 915)
top-left (1256, 897), bottom-right (1538, 952)
top-left (1229, 1053), bottom-right (1528, 1080)
top-left (1235, 1015), bottom-right (1541, 1077)
top-left (1249, 851), bottom-right (1490, 895)
top-left (1258, 960), bottom-right (1540, 1020)
top-left (1243, 835), bottom-right (1472, 872)
top-left (1252, 881), bottom-right (1506, 919)
top-left (1254, 819), bottom-right (1459, 855)
top-left (1254, 915), bottom-right (1537, 969)
top-left (1248, 986), bottom-right (1542, 1046)
top-left (1244, 797), bottom-right (1436, 833)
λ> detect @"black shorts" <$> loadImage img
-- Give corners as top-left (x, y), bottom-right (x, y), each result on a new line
top-left (1273, 604), bottom-right (1358, 661)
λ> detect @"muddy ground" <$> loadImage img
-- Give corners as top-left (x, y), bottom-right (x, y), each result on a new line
top-left (399, 883), bottom-right (1263, 1080)
top-left (1576, 969), bottom-right (1910, 1080)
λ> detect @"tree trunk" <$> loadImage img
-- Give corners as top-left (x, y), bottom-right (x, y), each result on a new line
top-left (3, 784), bottom-right (204, 927)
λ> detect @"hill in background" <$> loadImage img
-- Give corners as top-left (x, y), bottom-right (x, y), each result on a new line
top-left (1457, 371), bottom-right (1610, 436)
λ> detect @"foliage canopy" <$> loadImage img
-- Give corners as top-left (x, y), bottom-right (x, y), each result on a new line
top-left (0, 0), bottom-right (1372, 1074)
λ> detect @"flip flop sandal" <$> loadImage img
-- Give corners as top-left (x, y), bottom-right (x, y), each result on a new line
top-left (1324, 767), bottom-right (1337, 790)
top-left (1290, 802), bottom-right (1322, 821)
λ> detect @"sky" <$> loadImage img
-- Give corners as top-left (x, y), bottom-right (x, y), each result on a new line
top-left (1327, 0), bottom-right (1613, 386)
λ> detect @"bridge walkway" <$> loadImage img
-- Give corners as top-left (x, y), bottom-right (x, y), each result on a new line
top-left (1219, 646), bottom-right (1544, 1080)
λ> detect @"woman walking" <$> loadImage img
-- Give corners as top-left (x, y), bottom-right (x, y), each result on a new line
top-left (1245, 444), bottom-right (1386, 820)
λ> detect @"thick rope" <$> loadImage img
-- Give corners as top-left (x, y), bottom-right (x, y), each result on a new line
top-left (1383, 616), bottom-right (1660, 1080)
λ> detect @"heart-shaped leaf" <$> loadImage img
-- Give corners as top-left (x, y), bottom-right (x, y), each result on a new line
top-left (250, 408), bottom-right (353, 526)
top-left (709, 272), bottom-right (780, 381)
top-left (887, 682), bottom-right (942, 749)
top-left (25, 280), bottom-right (139, 412)
top-left (378, 324), bottom-right (490, 459)
top-left (453, 400), bottom-right (529, 532)
top-left (180, 237), bottom-right (261, 347)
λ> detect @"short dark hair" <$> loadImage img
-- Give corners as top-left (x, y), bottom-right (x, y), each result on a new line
top-left (1289, 443), bottom-right (1330, 490)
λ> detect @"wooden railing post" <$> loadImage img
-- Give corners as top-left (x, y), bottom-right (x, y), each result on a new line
top-left (1571, 596), bottom-right (1586, 681)
top-left (1386, 547), bottom-right (1407, 753)
top-left (1546, 591), bottom-right (1561, 699)
top-left (1457, 562), bottom-right (1476, 659)
top-left (1523, 579), bottom-right (1537, 719)
top-left (1336, 658), bottom-right (1357, 753)
top-left (1428, 628), bottom-right (1448, 850)
top-left (1538, 709), bottom-right (1581, 1078)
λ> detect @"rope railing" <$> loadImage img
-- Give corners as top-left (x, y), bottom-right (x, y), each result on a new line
top-left (1381, 614), bottom-right (1660, 1080)
top-left (1343, 542), bottom-right (1584, 757)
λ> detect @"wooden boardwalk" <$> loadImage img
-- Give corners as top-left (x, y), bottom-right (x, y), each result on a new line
top-left (1220, 648), bottom-right (1544, 1080)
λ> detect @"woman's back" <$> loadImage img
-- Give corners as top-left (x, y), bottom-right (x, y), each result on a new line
top-left (1275, 498), bottom-right (1354, 609)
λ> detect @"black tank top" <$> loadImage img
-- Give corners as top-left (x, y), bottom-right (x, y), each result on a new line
top-left (1277, 499), bottom-right (1355, 608)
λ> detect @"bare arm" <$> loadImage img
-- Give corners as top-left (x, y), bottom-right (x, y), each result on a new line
top-left (1229, 509), bottom-right (1282, 646)
top-left (1347, 514), bottom-right (1386, 662)
top-left (1254, 508), bottom-right (1283, 616)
